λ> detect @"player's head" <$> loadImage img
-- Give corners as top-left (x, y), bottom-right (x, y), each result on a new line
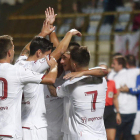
top-left (111, 56), bottom-right (126, 72)
top-left (125, 54), bottom-right (136, 69)
top-left (0, 35), bottom-right (14, 63)
top-left (70, 46), bottom-right (90, 72)
top-left (112, 52), bottom-right (122, 58)
top-left (29, 37), bottom-right (53, 59)
top-left (60, 42), bottom-right (80, 71)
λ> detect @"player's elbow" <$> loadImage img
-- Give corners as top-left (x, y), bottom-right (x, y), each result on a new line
top-left (41, 77), bottom-right (56, 84)
top-left (48, 78), bottom-right (56, 84)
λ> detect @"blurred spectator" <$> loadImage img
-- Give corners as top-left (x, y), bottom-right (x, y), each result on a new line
top-left (108, 53), bottom-right (122, 80)
top-left (72, 1), bottom-right (85, 32)
top-left (103, 0), bottom-right (117, 24)
top-left (100, 64), bottom-right (121, 140)
top-left (120, 74), bottom-right (140, 140)
top-left (0, 0), bottom-right (24, 5)
top-left (113, 55), bottom-right (139, 140)
top-left (132, 0), bottom-right (140, 31)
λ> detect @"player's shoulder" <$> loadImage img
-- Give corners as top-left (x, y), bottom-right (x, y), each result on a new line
top-left (63, 75), bottom-right (89, 87)
top-left (15, 55), bottom-right (28, 63)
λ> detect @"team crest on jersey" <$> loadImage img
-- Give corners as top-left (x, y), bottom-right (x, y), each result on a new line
top-left (81, 117), bottom-right (87, 124)
top-left (108, 92), bottom-right (113, 98)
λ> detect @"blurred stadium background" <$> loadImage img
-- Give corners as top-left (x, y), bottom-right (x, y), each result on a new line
top-left (0, 0), bottom-right (140, 67)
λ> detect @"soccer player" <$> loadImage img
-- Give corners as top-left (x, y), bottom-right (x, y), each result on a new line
top-left (48, 46), bottom-right (108, 140)
top-left (0, 35), bottom-right (57, 140)
top-left (15, 7), bottom-right (82, 140)
top-left (46, 42), bottom-right (108, 140)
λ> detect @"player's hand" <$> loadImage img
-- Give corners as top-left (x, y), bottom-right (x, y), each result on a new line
top-left (40, 20), bottom-right (55, 36)
top-left (69, 29), bottom-right (82, 37)
top-left (116, 113), bottom-right (121, 125)
top-left (63, 71), bottom-right (84, 81)
top-left (120, 85), bottom-right (129, 92)
top-left (45, 56), bottom-right (57, 70)
top-left (45, 7), bottom-right (57, 25)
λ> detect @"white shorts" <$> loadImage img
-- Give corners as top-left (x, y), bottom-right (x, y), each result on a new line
top-left (0, 136), bottom-right (22, 140)
top-left (47, 126), bottom-right (63, 140)
top-left (79, 131), bottom-right (107, 140)
top-left (22, 127), bottom-right (47, 140)
top-left (132, 111), bottom-right (140, 135)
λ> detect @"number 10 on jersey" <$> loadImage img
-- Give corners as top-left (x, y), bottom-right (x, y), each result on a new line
top-left (85, 90), bottom-right (98, 112)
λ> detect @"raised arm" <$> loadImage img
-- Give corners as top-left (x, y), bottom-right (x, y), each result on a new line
top-left (19, 20), bottom-right (55, 57)
top-left (40, 56), bottom-right (58, 84)
top-left (45, 7), bottom-right (59, 48)
top-left (63, 68), bottom-right (108, 80)
top-left (50, 29), bottom-right (82, 61)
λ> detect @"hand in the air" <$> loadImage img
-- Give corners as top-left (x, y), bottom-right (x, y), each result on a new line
top-left (41, 20), bottom-right (55, 36)
top-left (69, 29), bottom-right (82, 37)
top-left (45, 7), bottom-right (57, 25)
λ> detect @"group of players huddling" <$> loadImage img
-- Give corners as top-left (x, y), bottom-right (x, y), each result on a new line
top-left (0, 7), bottom-right (108, 140)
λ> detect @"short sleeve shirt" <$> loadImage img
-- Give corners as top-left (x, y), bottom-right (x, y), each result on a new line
top-left (105, 80), bottom-right (117, 106)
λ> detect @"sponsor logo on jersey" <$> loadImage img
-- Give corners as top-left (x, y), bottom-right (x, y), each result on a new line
top-left (81, 117), bottom-right (87, 124)
top-left (0, 106), bottom-right (8, 110)
top-left (88, 116), bottom-right (102, 122)
top-left (81, 116), bottom-right (103, 123)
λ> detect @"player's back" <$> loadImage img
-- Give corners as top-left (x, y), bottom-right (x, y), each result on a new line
top-left (66, 76), bottom-right (107, 140)
top-left (0, 63), bottom-right (25, 137)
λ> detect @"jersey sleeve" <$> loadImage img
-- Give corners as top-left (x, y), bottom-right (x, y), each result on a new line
top-left (15, 55), bottom-right (28, 64)
top-left (89, 67), bottom-right (106, 70)
top-left (56, 84), bottom-right (69, 98)
top-left (17, 66), bottom-right (44, 85)
top-left (31, 56), bottom-right (50, 73)
top-left (129, 87), bottom-right (140, 95)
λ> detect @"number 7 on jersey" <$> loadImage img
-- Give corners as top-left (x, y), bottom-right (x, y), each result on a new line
top-left (85, 90), bottom-right (98, 112)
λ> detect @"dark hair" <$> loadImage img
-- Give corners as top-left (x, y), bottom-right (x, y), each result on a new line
top-left (114, 56), bottom-right (126, 68)
top-left (66, 42), bottom-right (80, 54)
top-left (0, 35), bottom-right (13, 59)
top-left (70, 46), bottom-right (90, 67)
top-left (125, 54), bottom-right (136, 67)
top-left (112, 52), bottom-right (122, 58)
top-left (29, 37), bottom-right (53, 56)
